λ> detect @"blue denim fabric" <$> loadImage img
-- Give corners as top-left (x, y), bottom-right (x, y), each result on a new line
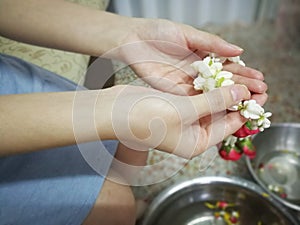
top-left (0, 54), bottom-right (118, 225)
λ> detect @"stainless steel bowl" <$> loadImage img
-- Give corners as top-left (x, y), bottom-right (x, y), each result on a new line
top-left (141, 176), bottom-right (297, 225)
top-left (246, 123), bottom-right (300, 211)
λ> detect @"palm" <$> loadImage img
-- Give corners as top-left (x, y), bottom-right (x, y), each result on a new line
top-left (121, 19), bottom-right (200, 95)
top-left (121, 19), bottom-right (266, 100)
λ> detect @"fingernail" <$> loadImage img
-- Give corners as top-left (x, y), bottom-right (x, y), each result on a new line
top-left (228, 43), bottom-right (244, 52)
top-left (231, 85), bottom-right (250, 102)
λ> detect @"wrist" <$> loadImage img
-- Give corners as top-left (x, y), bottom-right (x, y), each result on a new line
top-left (96, 15), bottom-right (146, 60)
top-left (94, 87), bottom-right (120, 140)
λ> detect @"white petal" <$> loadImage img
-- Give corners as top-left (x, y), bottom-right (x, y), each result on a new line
top-left (194, 76), bottom-right (205, 83)
top-left (203, 56), bottom-right (212, 65)
top-left (216, 57), bottom-right (227, 63)
top-left (197, 61), bottom-right (213, 78)
top-left (248, 113), bottom-right (261, 120)
top-left (211, 62), bottom-right (223, 71)
top-left (263, 118), bottom-right (271, 128)
top-left (264, 112), bottom-right (272, 118)
top-left (244, 99), bottom-right (257, 107)
top-left (228, 105), bottom-right (239, 111)
top-left (257, 118), bottom-right (264, 126)
top-left (238, 60), bottom-right (246, 66)
top-left (190, 61), bottom-right (202, 71)
top-left (193, 76), bottom-right (205, 90)
top-left (246, 101), bottom-right (264, 117)
top-left (228, 56), bottom-right (240, 63)
top-left (216, 71), bottom-right (233, 79)
top-left (241, 110), bottom-right (250, 119)
top-left (204, 78), bottom-right (216, 92)
top-left (221, 79), bottom-right (235, 86)
top-left (241, 100), bottom-right (249, 108)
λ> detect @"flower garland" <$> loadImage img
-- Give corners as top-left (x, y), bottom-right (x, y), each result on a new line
top-left (191, 55), bottom-right (272, 161)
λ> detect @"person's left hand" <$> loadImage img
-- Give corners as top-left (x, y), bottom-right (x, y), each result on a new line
top-left (115, 18), bottom-right (267, 105)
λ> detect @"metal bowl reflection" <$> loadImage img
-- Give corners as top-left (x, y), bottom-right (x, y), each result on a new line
top-left (141, 176), bottom-right (297, 225)
top-left (246, 123), bottom-right (300, 211)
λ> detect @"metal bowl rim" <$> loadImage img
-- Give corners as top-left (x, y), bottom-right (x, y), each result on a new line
top-left (141, 176), bottom-right (298, 225)
top-left (245, 122), bottom-right (300, 211)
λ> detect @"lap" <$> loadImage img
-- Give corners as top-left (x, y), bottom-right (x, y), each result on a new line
top-left (0, 53), bottom-right (85, 94)
top-left (0, 141), bottom-right (119, 225)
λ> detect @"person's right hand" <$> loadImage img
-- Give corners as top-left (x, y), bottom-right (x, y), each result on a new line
top-left (94, 84), bottom-right (250, 159)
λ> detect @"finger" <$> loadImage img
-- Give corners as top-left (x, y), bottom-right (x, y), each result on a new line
top-left (223, 63), bottom-right (264, 80)
top-left (205, 111), bottom-right (247, 148)
top-left (185, 26), bottom-right (244, 57)
top-left (251, 93), bottom-right (268, 106)
top-left (232, 75), bottom-right (268, 94)
top-left (189, 84), bottom-right (251, 119)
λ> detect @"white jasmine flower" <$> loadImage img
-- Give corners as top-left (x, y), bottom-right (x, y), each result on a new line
top-left (216, 71), bottom-right (233, 80)
top-left (203, 56), bottom-right (211, 65)
top-left (190, 61), bottom-right (204, 72)
top-left (228, 101), bottom-right (243, 111)
top-left (224, 135), bottom-right (238, 147)
top-left (208, 53), bottom-right (227, 63)
top-left (228, 56), bottom-right (246, 67)
top-left (215, 71), bottom-right (234, 87)
top-left (210, 61), bottom-right (223, 75)
top-left (257, 112), bottom-right (272, 131)
top-left (203, 77), bottom-right (216, 92)
top-left (191, 59), bottom-right (213, 78)
top-left (193, 76), bottom-right (206, 90)
top-left (221, 79), bottom-right (235, 87)
top-left (240, 100), bottom-right (264, 119)
top-left (228, 56), bottom-right (241, 63)
top-left (191, 56), bottom-right (224, 79)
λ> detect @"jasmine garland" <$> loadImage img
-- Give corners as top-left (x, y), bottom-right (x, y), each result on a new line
top-left (191, 54), bottom-right (272, 161)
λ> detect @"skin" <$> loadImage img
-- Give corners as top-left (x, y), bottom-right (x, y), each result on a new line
top-left (0, 0), bottom-right (268, 224)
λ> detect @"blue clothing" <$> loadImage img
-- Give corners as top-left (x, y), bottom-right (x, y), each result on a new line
top-left (0, 54), bottom-right (118, 225)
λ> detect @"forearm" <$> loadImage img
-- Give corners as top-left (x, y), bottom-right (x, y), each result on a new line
top-left (0, 89), bottom-right (115, 156)
top-left (0, 0), bottom-right (135, 57)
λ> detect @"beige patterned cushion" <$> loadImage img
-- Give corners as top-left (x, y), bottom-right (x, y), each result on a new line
top-left (69, 0), bottom-right (110, 9)
top-left (0, 0), bottom-right (110, 85)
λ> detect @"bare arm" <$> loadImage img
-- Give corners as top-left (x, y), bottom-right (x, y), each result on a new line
top-left (0, 90), bottom-right (114, 156)
top-left (0, 84), bottom-right (251, 158)
top-left (0, 0), bottom-right (133, 57)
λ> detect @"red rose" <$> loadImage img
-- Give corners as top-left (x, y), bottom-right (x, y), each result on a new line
top-left (233, 121), bottom-right (259, 138)
top-left (219, 144), bottom-right (242, 161)
top-left (237, 137), bottom-right (256, 159)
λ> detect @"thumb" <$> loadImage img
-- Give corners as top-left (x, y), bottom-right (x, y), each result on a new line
top-left (190, 84), bottom-right (250, 118)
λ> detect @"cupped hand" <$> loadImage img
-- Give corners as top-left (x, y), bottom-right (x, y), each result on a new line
top-left (115, 18), bottom-right (267, 104)
top-left (103, 83), bottom-right (250, 159)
